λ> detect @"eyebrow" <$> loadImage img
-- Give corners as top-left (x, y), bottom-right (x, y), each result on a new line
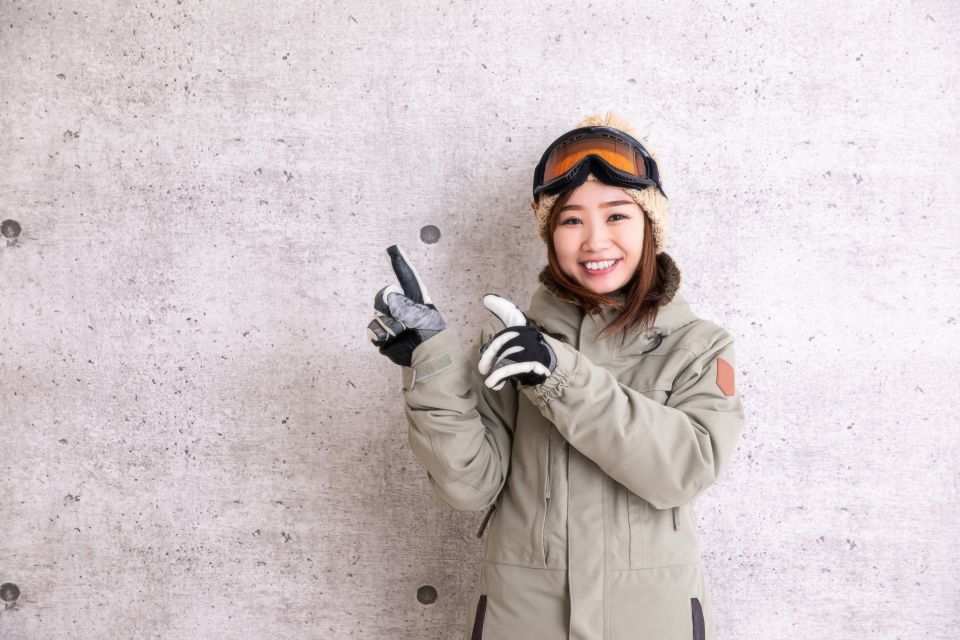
top-left (557, 200), bottom-right (635, 214)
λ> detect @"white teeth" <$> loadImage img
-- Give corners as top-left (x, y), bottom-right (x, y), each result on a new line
top-left (584, 259), bottom-right (617, 270)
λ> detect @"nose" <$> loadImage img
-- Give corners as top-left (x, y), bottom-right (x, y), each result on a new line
top-left (581, 219), bottom-right (612, 252)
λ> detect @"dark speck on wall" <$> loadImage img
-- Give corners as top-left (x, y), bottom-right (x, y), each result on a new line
top-left (420, 225), bottom-right (441, 244)
top-left (417, 584), bottom-right (438, 605)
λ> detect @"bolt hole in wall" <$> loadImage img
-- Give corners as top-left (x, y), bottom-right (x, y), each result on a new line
top-left (420, 224), bottom-right (441, 244)
top-left (1, 582), bottom-right (20, 608)
top-left (1, 219), bottom-right (21, 239)
top-left (417, 584), bottom-right (438, 605)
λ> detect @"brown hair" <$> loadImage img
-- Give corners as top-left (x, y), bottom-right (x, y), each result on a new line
top-left (545, 189), bottom-right (671, 347)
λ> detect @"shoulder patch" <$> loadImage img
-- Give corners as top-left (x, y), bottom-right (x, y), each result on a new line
top-left (716, 357), bottom-right (735, 396)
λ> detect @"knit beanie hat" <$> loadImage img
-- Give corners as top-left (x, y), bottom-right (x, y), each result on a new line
top-left (530, 111), bottom-right (670, 254)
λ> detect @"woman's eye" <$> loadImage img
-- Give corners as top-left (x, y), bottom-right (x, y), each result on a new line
top-left (559, 214), bottom-right (627, 225)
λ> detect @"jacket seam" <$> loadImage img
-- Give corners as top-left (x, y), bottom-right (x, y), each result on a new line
top-left (609, 559), bottom-right (704, 571)
top-left (482, 559), bottom-right (567, 571)
top-left (480, 559), bottom-right (702, 572)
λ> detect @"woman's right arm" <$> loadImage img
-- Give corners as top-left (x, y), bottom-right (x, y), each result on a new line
top-left (401, 318), bottom-right (518, 512)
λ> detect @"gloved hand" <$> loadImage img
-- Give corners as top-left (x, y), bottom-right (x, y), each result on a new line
top-left (367, 245), bottom-right (446, 367)
top-left (477, 294), bottom-right (557, 390)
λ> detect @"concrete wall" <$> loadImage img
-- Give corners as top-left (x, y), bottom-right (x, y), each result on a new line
top-left (1, 1), bottom-right (957, 638)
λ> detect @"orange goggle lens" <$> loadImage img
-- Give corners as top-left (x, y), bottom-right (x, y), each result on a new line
top-left (542, 135), bottom-right (647, 183)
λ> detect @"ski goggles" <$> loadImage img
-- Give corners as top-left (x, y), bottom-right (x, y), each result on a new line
top-left (532, 126), bottom-right (665, 204)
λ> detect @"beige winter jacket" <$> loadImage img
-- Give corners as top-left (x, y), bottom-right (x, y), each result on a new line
top-left (401, 253), bottom-right (745, 640)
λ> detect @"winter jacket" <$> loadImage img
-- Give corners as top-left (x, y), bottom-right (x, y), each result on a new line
top-left (400, 252), bottom-right (745, 640)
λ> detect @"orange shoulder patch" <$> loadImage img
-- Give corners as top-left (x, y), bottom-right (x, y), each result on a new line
top-left (716, 357), bottom-right (735, 396)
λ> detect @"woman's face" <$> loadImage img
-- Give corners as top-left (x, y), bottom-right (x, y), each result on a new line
top-left (551, 180), bottom-right (645, 295)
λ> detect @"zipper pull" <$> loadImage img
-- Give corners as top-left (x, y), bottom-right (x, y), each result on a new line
top-left (476, 504), bottom-right (496, 538)
top-left (672, 506), bottom-right (680, 530)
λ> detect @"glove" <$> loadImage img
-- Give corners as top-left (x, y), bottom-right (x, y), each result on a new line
top-left (477, 294), bottom-right (557, 390)
top-left (367, 245), bottom-right (446, 367)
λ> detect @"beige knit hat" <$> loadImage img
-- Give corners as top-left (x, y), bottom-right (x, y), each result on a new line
top-left (530, 110), bottom-right (670, 254)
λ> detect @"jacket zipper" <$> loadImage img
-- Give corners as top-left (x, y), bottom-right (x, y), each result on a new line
top-left (476, 503), bottom-right (496, 538)
top-left (545, 436), bottom-right (552, 501)
top-left (542, 436), bottom-right (552, 565)
top-left (672, 506), bottom-right (680, 530)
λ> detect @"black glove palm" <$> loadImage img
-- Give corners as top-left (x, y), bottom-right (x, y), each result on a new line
top-left (477, 294), bottom-right (557, 390)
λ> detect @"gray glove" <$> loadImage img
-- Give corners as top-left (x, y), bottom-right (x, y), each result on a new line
top-left (367, 245), bottom-right (446, 367)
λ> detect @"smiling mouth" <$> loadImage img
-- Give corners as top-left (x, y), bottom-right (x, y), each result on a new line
top-left (581, 259), bottom-right (621, 275)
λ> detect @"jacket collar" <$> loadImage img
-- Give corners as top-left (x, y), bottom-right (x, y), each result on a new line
top-left (527, 252), bottom-right (696, 344)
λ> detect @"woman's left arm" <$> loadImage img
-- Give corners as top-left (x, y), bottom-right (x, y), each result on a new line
top-left (519, 329), bottom-right (745, 511)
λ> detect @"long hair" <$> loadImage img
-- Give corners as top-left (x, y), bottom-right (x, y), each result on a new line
top-left (544, 189), bottom-right (672, 348)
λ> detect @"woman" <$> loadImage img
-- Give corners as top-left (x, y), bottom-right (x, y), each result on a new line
top-left (368, 111), bottom-right (745, 640)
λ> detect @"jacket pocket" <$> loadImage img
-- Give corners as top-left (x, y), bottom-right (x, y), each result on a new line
top-left (471, 594), bottom-right (487, 640)
top-left (691, 597), bottom-right (705, 640)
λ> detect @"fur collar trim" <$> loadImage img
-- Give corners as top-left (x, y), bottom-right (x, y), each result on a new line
top-left (536, 251), bottom-right (682, 308)
top-left (526, 251), bottom-right (697, 355)
top-left (527, 251), bottom-right (694, 340)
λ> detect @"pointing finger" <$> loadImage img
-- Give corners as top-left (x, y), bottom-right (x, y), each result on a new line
top-left (387, 245), bottom-right (433, 305)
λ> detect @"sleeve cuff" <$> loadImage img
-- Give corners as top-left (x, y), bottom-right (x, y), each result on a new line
top-left (519, 333), bottom-right (579, 409)
top-left (401, 328), bottom-right (463, 392)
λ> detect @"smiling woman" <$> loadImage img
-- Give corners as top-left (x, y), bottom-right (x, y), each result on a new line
top-left (539, 175), bottom-right (668, 344)
top-left (527, 113), bottom-right (676, 344)
top-left (373, 110), bottom-right (745, 640)
top-left (552, 182), bottom-right (646, 294)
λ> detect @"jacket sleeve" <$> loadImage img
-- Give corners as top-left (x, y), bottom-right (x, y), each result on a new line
top-left (400, 320), bottom-right (517, 512)
top-left (519, 329), bottom-right (745, 510)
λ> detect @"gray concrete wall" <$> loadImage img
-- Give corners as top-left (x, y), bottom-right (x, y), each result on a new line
top-left (1, 1), bottom-right (957, 638)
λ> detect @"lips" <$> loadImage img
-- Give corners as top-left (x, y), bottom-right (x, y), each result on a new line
top-left (581, 258), bottom-right (621, 275)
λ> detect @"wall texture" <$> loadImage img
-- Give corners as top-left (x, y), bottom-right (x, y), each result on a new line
top-left (1, 1), bottom-right (957, 638)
